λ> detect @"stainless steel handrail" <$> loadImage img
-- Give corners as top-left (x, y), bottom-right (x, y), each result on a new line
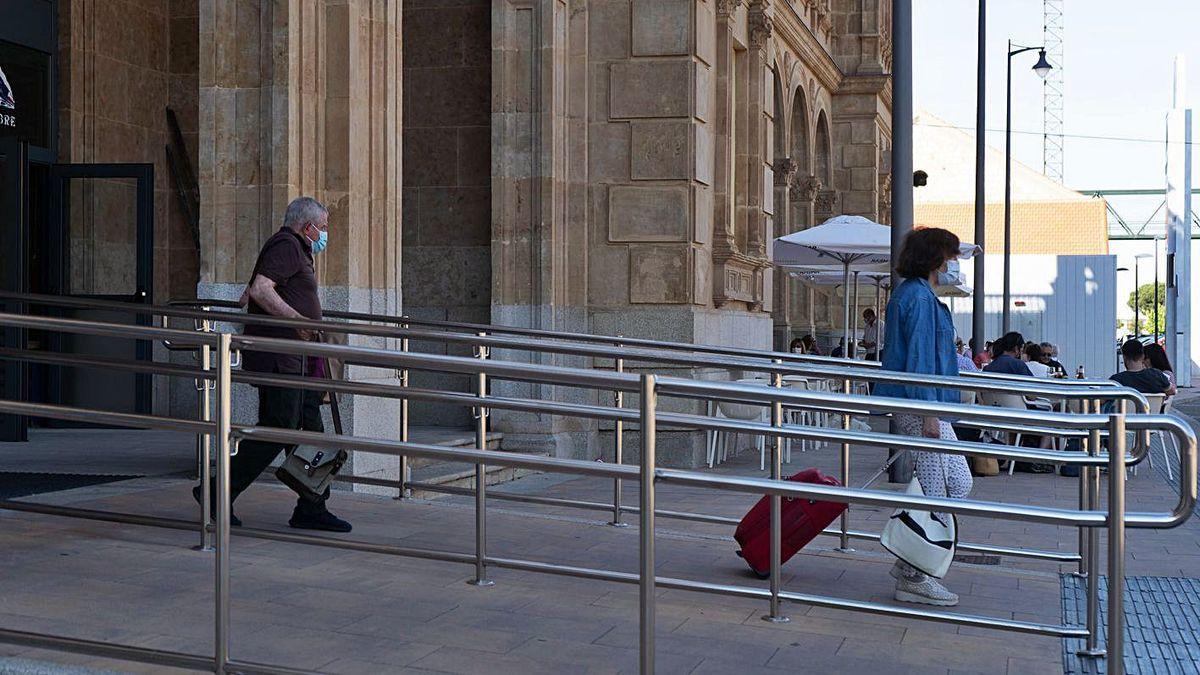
top-left (0, 310), bottom-right (1181, 674)
top-left (0, 291), bottom-right (1137, 401)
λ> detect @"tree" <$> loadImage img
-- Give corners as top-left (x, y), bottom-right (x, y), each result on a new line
top-left (1126, 282), bottom-right (1166, 336)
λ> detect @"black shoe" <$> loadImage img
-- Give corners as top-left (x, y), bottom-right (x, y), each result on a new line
top-left (192, 485), bottom-right (242, 527)
top-left (288, 510), bottom-right (352, 533)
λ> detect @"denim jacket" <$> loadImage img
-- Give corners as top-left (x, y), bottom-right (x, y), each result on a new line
top-left (873, 277), bottom-right (959, 404)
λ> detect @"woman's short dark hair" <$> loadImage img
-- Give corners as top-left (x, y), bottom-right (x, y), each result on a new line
top-left (1144, 342), bottom-right (1173, 371)
top-left (1024, 342), bottom-right (1044, 362)
top-left (995, 331), bottom-right (1026, 355)
top-left (895, 227), bottom-right (961, 280)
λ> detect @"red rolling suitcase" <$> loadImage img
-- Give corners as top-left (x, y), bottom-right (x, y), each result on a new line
top-left (734, 468), bottom-right (847, 577)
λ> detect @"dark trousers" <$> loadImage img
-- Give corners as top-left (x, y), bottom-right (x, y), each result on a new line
top-left (227, 383), bottom-right (330, 516)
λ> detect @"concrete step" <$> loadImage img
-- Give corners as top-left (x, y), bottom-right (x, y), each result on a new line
top-left (406, 426), bottom-right (503, 471)
top-left (406, 459), bottom-right (544, 500)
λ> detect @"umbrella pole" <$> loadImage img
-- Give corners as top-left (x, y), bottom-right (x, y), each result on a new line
top-left (841, 262), bottom-right (851, 358)
top-left (852, 271), bottom-right (861, 358)
top-left (874, 279), bottom-right (883, 361)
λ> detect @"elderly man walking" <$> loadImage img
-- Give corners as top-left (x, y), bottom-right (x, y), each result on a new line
top-left (193, 196), bottom-right (352, 532)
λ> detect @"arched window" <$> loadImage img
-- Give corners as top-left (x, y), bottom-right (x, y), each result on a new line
top-left (814, 110), bottom-right (832, 186)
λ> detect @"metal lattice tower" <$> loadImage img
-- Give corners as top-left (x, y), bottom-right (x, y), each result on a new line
top-left (1043, 0), bottom-right (1065, 182)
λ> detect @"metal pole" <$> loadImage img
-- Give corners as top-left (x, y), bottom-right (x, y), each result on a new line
top-left (890, 0), bottom-right (913, 290)
top-left (638, 374), bottom-right (657, 674)
top-left (1002, 39), bottom-right (1014, 334)
top-left (1134, 263), bottom-right (1140, 339)
top-left (874, 278), bottom-right (883, 361)
top-left (851, 271), bottom-right (861, 358)
top-left (213, 333), bottom-right (232, 674)
top-left (195, 313), bottom-right (213, 552)
top-left (1074, 398), bottom-right (1092, 578)
top-left (397, 322), bottom-right (410, 500)
top-left (839, 378), bottom-right (852, 551)
top-left (1079, 398), bottom-right (1105, 658)
top-left (612, 336), bottom-right (627, 527)
top-left (972, 0), bottom-right (987, 356)
top-left (841, 262), bottom-right (852, 357)
top-left (1108, 402), bottom-right (1128, 674)
top-left (1154, 239), bottom-right (1161, 342)
top-left (763, 364), bottom-right (789, 623)
top-left (470, 332), bottom-right (494, 587)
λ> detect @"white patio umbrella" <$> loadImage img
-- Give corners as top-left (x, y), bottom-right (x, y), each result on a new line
top-left (774, 215), bottom-right (981, 355)
top-left (788, 267), bottom-right (891, 358)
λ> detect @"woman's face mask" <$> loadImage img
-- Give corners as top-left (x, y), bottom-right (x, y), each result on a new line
top-left (937, 258), bottom-right (962, 286)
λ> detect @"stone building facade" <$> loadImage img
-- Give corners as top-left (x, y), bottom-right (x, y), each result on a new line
top-left (25, 0), bottom-right (892, 469)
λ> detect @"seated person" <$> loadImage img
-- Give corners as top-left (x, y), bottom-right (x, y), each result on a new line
top-left (1110, 339), bottom-right (1172, 395)
top-left (971, 338), bottom-right (993, 368)
top-left (1040, 341), bottom-right (1066, 375)
top-left (788, 337), bottom-right (805, 354)
top-left (801, 334), bottom-right (821, 356)
top-left (1023, 342), bottom-right (1052, 378)
top-left (1144, 343), bottom-right (1177, 396)
top-left (983, 332), bottom-right (1033, 376)
top-left (831, 338), bottom-right (851, 358)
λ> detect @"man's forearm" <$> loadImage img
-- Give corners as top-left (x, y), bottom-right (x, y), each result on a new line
top-left (251, 284), bottom-right (303, 320)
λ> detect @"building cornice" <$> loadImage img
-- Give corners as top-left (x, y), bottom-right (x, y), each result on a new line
top-left (836, 73), bottom-right (892, 113)
top-left (773, 1), bottom-right (842, 93)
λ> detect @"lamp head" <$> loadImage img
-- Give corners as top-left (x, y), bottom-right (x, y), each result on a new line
top-left (1033, 50), bottom-right (1052, 79)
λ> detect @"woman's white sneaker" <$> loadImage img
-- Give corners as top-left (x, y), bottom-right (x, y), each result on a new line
top-left (894, 574), bottom-right (959, 606)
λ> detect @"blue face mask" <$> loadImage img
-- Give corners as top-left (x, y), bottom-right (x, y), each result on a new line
top-left (307, 226), bottom-right (328, 255)
top-left (937, 259), bottom-right (961, 286)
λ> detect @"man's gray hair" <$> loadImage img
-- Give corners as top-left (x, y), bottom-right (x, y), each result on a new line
top-left (283, 196), bottom-right (328, 230)
top-left (1040, 341), bottom-right (1057, 356)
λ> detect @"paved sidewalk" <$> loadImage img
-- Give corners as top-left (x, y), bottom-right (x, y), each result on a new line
top-left (0, 419), bottom-right (1197, 673)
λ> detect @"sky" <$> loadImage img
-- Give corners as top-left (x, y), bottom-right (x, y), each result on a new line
top-left (913, 1), bottom-right (1200, 333)
top-left (913, 0), bottom-right (1200, 224)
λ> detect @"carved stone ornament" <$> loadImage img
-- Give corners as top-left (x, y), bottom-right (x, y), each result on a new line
top-left (878, 173), bottom-right (893, 216)
top-left (716, 0), bottom-right (745, 18)
top-left (773, 157), bottom-right (798, 186)
top-left (748, 3), bottom-right (774, 49)
top-left (791, 174), bottom-right (821, 202)
top-left (814, 189), bottom-right (838, 218)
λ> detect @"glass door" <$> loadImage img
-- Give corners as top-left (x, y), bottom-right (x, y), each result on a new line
top-left (39, 163), bottom-right (154, 419)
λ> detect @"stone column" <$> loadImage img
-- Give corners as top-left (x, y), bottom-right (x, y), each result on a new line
top-left (196, 1), bottom-right (404, 493)
top-left (491, 0), bottom-right (595, 459)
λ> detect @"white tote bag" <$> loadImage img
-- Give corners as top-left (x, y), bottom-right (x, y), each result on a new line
top-left (880, 475), bottom-right (958, 578)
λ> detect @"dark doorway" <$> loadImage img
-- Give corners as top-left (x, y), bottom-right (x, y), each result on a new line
top-left (30, 163), bottom-right (155, 422)
top-left (0, 138), bottom-right (28, 441)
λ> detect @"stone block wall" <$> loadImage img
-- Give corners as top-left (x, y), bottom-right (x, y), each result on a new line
top-left (587, 0), bottom-right (713, 320)
top-left (57, 0), bottom-right (199, 302)
top-left (402, 0), bottom-right (491, 428)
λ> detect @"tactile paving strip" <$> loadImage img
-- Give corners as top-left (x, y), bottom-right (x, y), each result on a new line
top-left (1063, 574), bottom-right (1200, 674)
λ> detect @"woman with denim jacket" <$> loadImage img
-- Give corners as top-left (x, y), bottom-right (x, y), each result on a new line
top-left (874, 227), bottom-right (973, 607)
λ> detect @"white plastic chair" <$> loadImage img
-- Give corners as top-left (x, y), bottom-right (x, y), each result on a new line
top-left (977, 391), bottom-right (1027, 475)
top-left (1141, 393), bottom-right (1179, 480)
top-left (707, 378), bottom-right (770, 469)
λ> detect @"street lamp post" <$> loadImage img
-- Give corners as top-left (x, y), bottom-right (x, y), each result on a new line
top-left (1002, 41), bottom-right (1053, 333)
top-left (1135, 253), bottom-right (1152, 339)
top-left (1154, 237), bottom-right (1161, 343)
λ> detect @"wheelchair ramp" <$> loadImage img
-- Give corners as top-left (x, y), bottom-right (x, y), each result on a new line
top-left (1063, 574), bottom-right (1200, 674)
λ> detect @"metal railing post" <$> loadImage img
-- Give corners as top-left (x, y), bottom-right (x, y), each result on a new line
top-left (195, 311), bottom-right (213, 551)
top-left (397, 321), bottom-right (410, 500)
top-left (639, 374), bottom-right (657, 674)
top-left (838, 377), bottom-right (853, 551)
top-left (1107, 402), bottom-right (1128, 674)
top-left (1074, 398), bottom-right (1091, 578)
top-left (213, 333), bottom-right (233, 674)
top-left (1079, 399), bottom-right (1105, 658)
top-left (611, 336), bottom-right (627, 527)
top-left (763, 364), bottom-right (789, 623)
top-left (469, 332), bottom-right (494, 587)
